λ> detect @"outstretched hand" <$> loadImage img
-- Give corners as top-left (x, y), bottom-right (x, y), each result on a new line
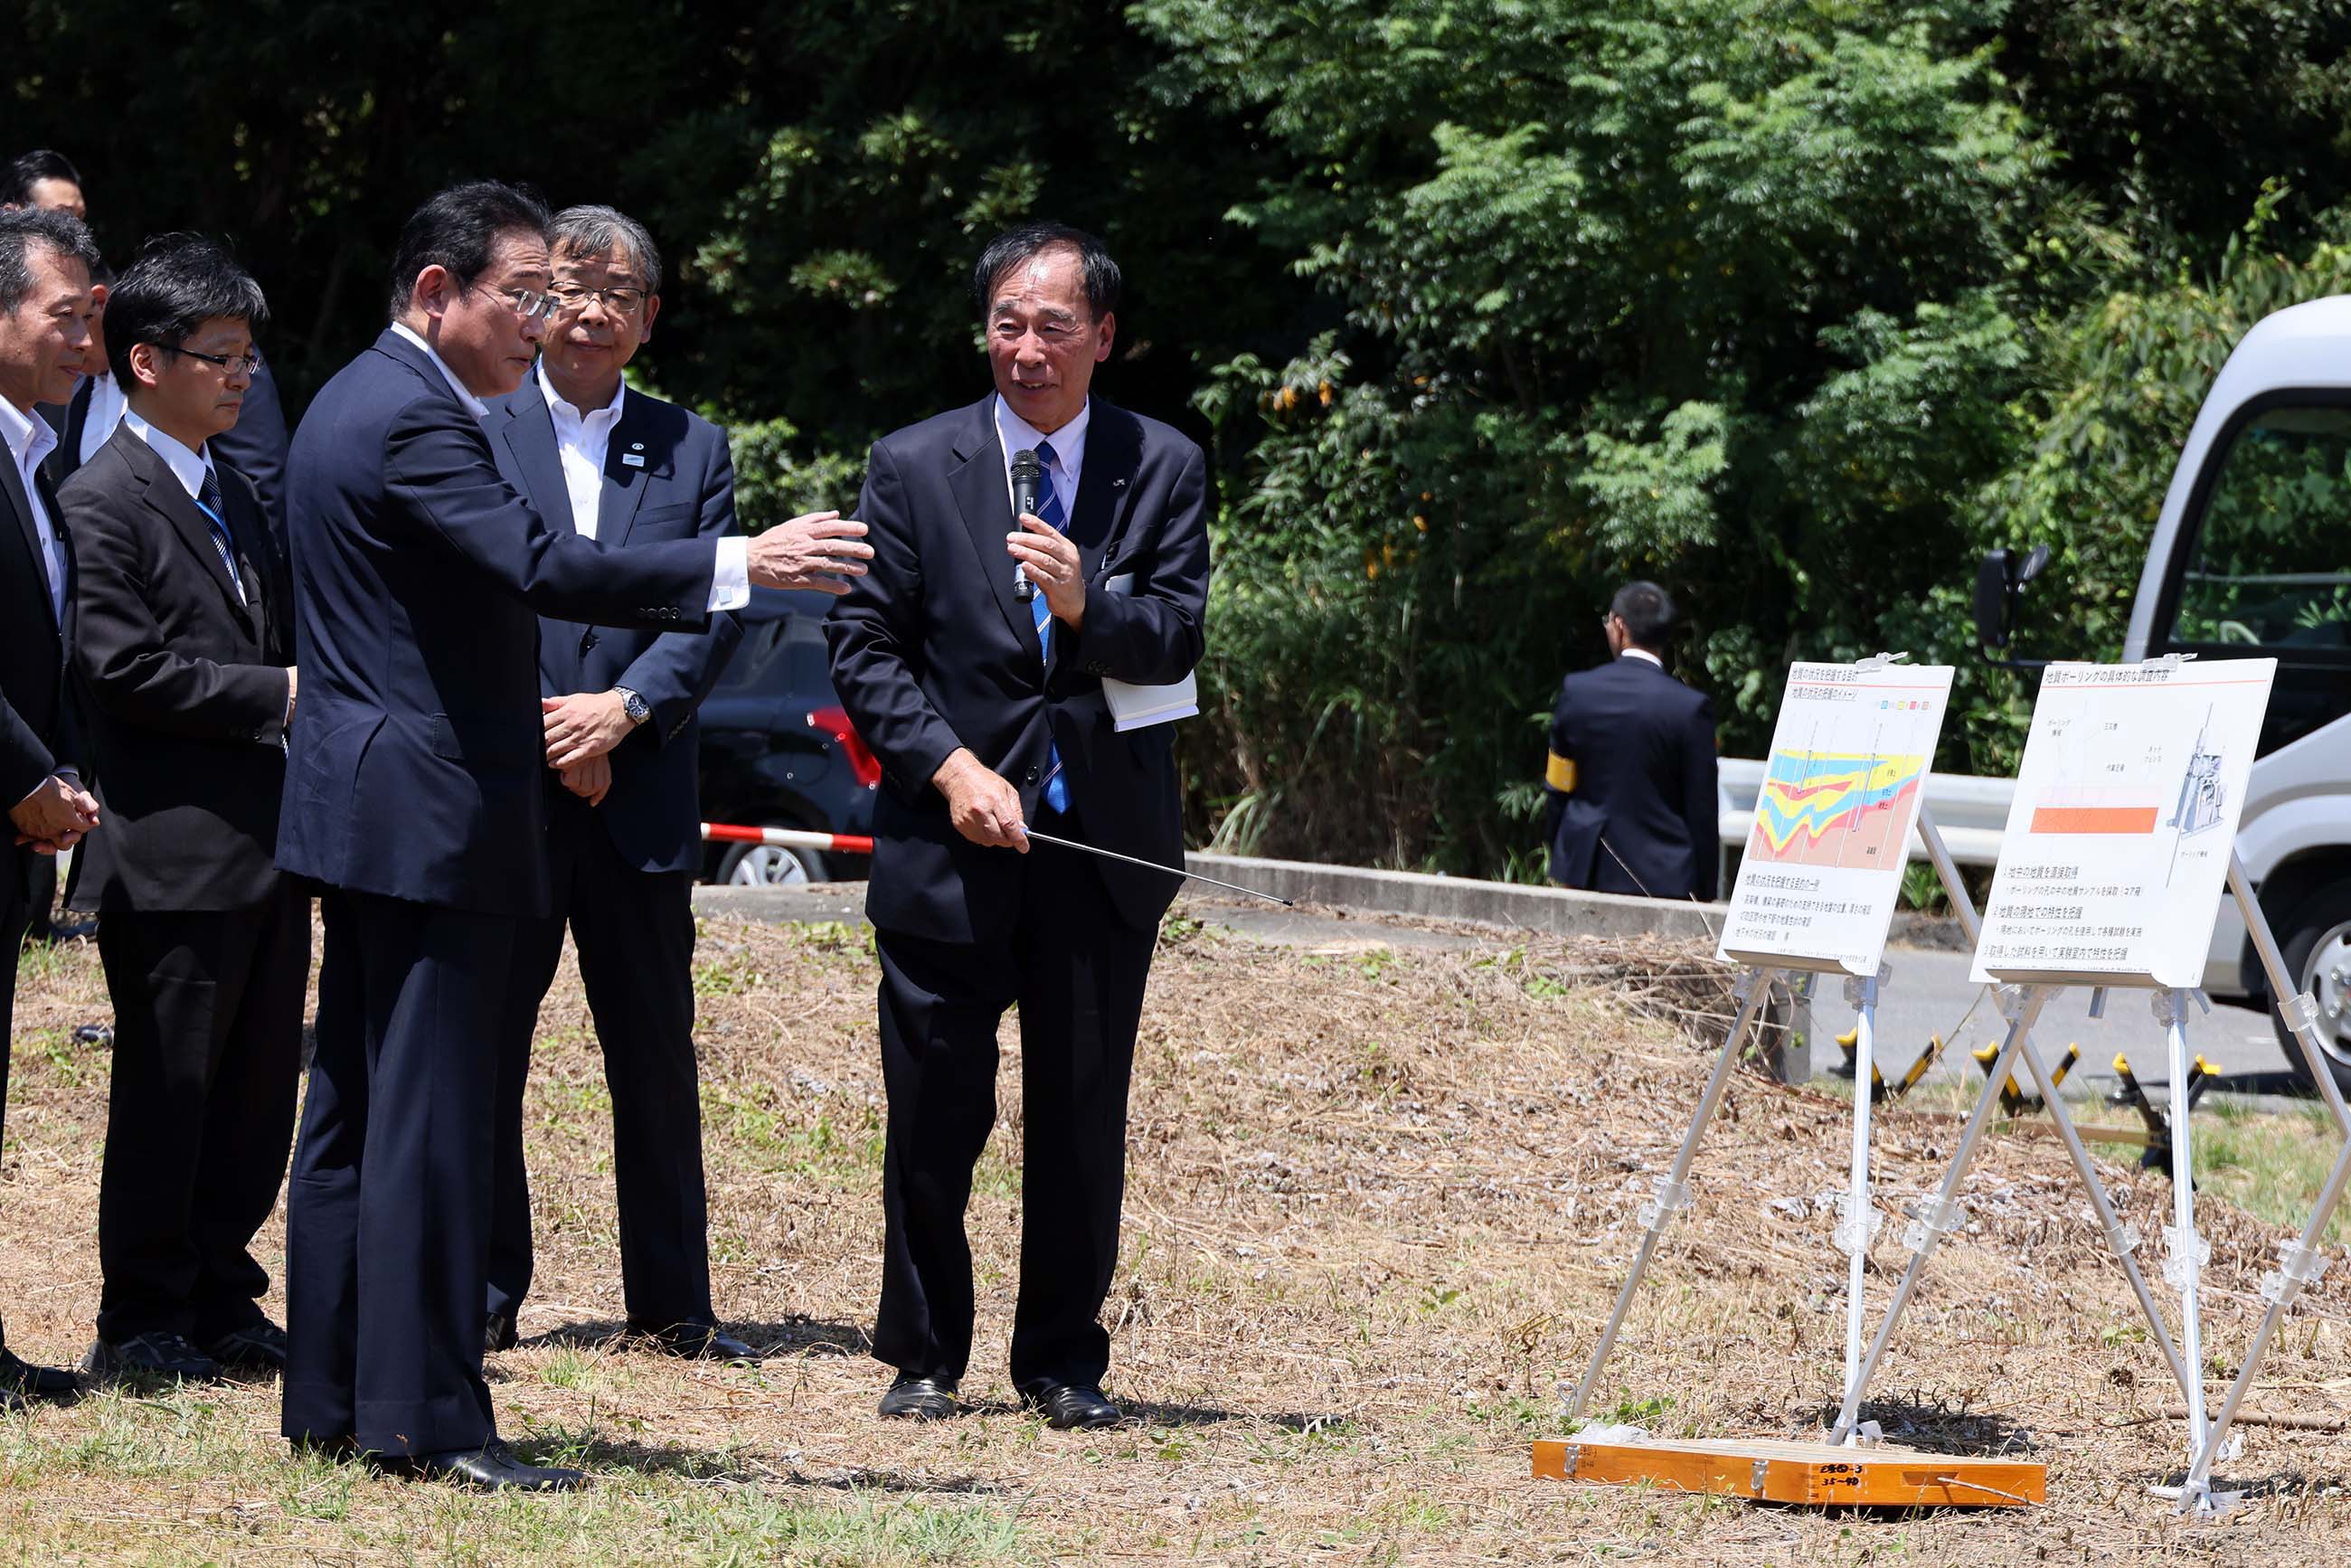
top-left (746, 511), bottom-right (873, 595)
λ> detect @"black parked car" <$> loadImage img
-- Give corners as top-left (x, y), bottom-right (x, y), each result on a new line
top-left (697, 588), bottom-right (877, 884)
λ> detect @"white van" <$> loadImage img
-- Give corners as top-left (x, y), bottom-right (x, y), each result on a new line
top-left (1978, 298), bottom-right (2351, 1090)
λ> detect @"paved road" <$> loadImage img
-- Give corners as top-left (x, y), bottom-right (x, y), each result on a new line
top-left (1865, 942), bottom-right (2296, 1098)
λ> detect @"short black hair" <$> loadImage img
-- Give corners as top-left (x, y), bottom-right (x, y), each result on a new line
top-left (970, 222), bottom-right (1121, 321)
top-left (1609, 581), bottom-right (1677, 651)
top-left (550, 204), bottom-right (662, 296)
top-left (0, 206), bottom-right (101, 316)
top-left (3, 149), bottom-right (82, 209)
top-left (385, 179), bottom-right (551, 317)
top-left (106, 235), bottom-right (268, 397)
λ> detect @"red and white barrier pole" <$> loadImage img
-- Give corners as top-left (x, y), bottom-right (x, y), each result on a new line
top-left (701, 822), bottom-right (874, 855)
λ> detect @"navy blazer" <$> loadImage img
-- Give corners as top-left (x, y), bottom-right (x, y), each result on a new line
top-left (1544, 653), bottom-right (1720, 902)
top-left (483, 382), bottom-right (743, 874)
top-left (278, 329), bottom-right (722, 916)
top-left (826, 394), bottom-right (1211, 942)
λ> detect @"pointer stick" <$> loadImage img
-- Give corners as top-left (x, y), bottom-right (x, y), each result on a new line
top-left (1019, 827), bottom-right (1295, 907)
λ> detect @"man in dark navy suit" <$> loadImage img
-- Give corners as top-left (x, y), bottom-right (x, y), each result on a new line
top-left (0, 205), bottom-right (101, 1410)
top-left (479, 205), bottom-right (751, 1365)
top-left (1543, 581), bottom-right (1720, 902)
top-left (276, 181), bottom-right (870, 1491)
top-left (826, 222), bottom-right (1210, 1431)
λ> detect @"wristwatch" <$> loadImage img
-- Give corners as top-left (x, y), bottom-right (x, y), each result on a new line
top-left (615, 686), bottom-right (651, 727)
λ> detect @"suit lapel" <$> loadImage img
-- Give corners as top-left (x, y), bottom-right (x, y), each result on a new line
top-left (1073, 403), bottom-right (1143, 583)
top-left (948, 396), bottom-right (1039, 659)
top-left (133, 444), bottom-right (250, 626)
top-left (599, 393), bottom-right (654, 547)
top-left (0, 445), bottom-right (59, 640)
top-left (496, 394), bottom-right (575, 536)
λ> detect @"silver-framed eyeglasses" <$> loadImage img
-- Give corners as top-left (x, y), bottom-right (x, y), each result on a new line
top-left (159, 345), bottom-right (261, 375)
top-left (548, 282), bottom-right (647, 317)
top-left (478, 286), bottom-right (562, 322)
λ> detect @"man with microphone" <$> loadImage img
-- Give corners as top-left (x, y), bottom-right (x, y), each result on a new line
top-left (277, 180), bottom-right (868, 1491)
top-left (826, 222), bottom-right (1209, 1430)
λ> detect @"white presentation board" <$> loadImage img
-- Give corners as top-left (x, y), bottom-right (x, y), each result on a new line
top-left (1718, 662), bottom-right (1956, 976)
top-left (1970, 658), bottom-right (2276, 987)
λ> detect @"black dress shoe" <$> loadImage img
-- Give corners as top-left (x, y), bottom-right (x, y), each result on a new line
top-left (83, 1332), bottom-right (217, 1384)
top-left (386, 1439), bottom-right (583, 1492)
top-left (628, 1318), bottom-right (756, 1363)
top-left (288, 1431), bottom-right (358, 1462)
top-left (485, 1311), bottom-right (518, 1355)
top-left (0, 1346), bottom-right (77, 1399)
top-left (205, 1321), bottom-right (288, 1371)
top-left (877, 1374), bottom-right (959, 1421)
top-left (1019, 1378), bottom-right (1122, 1431)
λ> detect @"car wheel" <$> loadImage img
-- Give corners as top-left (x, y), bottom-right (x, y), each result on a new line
top-left (716, 841), bottom-right (823, 887)
top-left (2273, 880), bottom-right (2351, 1096)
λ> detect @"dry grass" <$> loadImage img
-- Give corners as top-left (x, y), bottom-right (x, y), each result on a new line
top-left (5, 907), bottom-right (2351, 1563)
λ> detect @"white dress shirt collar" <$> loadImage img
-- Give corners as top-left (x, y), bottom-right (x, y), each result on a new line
top-left (538, 361), bottom-right (626, 429)
top-left (80, 372), bottom-right (127, 465)
top-left (1620, 647), bottom-right (1665, 669)
top-left (389, 320), bottom-right (490, 420)
top-left (995, 394), bottom-right (1091, 497)
top-left (0, 393), bottom-right (57, 477)
top-left (120, 409), bottom-right (216, 502)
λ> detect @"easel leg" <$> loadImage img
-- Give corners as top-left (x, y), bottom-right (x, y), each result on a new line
top-left (1836, 966), bottom-right (1889, 1427)
top-left (1827, 986), bottom-right (2048, 1444)
top-left (2012, 1032), bottom-right (2197, 1407)
top-left (1566, 969), bottom-right (1780, 1422)
top-left (2180, 1133), bottom-right (2351, 1507)
top-left (2157, 987), bottom-right (2212, 1470)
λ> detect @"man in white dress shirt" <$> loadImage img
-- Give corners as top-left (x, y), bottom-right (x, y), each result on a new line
top-left (478, 205), bottom-right (754, 1365)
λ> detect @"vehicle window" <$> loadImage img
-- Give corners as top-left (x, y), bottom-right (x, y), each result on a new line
top-left (2170, 405), bottom-right (2351, 650)
top-left (716, 619), bottom-right (790, 693)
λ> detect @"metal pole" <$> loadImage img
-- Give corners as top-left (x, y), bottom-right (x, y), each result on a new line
top-left (2229, 852), bottom-right (2351, 1138)
top-left (1837, 966), bottom-right (1887, 1432)
top-left (1567, 969), bottom-right (1779, 1421)
top-left (1827, 986), bottom-right (2047, 1444)
top-left (2158, 987), bottom-right (2210, 1468)
top-left (2180, 1132), bottom-right (2351, 1507)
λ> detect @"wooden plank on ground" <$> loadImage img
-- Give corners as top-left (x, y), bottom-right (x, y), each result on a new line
top-left (1533, 1434), bottom-right (2044, 1508)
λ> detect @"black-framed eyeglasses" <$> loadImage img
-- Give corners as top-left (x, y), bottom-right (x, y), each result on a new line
top-left (159, 345), bottom-right (261, 375)
top-left (548, 282), bottom-right (648, 317)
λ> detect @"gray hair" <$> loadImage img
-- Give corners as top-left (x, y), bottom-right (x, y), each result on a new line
top-left (549, 204), bottom-right (663, 297)
top-left (0, 206), bottom-right (101, 316)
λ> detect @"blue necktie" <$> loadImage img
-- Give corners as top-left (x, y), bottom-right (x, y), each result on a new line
top-left (1032, 439), bottom-right (1069, 814)
top-left (195, 464), bottom-right (244, 603)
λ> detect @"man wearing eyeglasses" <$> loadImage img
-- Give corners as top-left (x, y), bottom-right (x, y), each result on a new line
top-left (56, 236), bottom-right (304, 1386)
top-left (477, 205), bottom-right (753, 1367)
top-left (276, 181), bottom-right (871, 1492)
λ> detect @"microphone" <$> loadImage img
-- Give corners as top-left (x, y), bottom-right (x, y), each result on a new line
top-left (1009, 448), bottom-right (1042, 602)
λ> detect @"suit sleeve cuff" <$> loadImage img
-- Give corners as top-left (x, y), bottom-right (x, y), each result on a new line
top-left (708, 536), bottom-right (751, 612)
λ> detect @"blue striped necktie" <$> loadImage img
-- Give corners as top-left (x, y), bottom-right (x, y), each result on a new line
top-left (195, 464), bottom-right (244, 602)
top-left (1033, 439), bottom-right (1069, 813)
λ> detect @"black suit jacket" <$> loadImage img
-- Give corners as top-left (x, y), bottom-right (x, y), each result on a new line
top-left (484, 383), bottom-right (744, 875)
top-left (0, 426), bottom-right (83, 900)
top-left (35, 374), bottom-right (94, 488)
top-left (826, 394), bottom-right (1211, 942)
top-left (1544, 653), bottom-right (1720, 902)
top-left (61, 426), bottom-right (294, 912)
top-left (277, 329), bottom-right (723, 917)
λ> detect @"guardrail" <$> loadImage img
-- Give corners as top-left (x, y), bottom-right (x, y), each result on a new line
top-left (1717, 759), bottom-right (2014, 868)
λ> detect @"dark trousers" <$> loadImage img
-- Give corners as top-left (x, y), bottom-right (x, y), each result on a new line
top-left (488, 791), bottom-right (711, 1329)
top-left (282, 890), bottom-right (512, 1458)
top-left (94, 883), bottom-right (307, 1343)
top-left (872, 820), bottom-right (1157, 1389)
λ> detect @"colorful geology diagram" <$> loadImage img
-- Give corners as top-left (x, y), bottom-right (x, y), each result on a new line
top-left (1749, 748), bottom-right (1929, 870)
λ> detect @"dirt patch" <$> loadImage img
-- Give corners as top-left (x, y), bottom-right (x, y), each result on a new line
top-left (1, 908), bottom-right (2348, 1563)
